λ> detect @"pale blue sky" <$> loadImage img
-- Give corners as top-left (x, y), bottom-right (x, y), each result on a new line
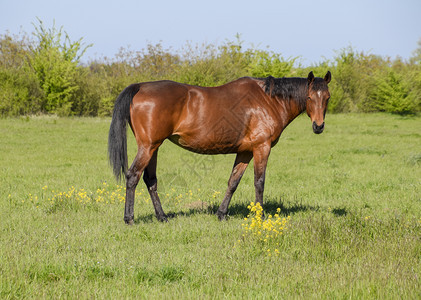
top-left (1, 0), bottom-right (420, 65)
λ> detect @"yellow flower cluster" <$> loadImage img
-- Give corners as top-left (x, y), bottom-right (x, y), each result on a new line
top-left (26, 182), bottom-right (126, 208)
top-left (94, 182), bottom-right (125, 204)
top-left (53, 185), bottom-right (124, 205)
top-left (25, 183), bottom-right (221, 209)
top-left (240, 202), bottom-right (290, 256)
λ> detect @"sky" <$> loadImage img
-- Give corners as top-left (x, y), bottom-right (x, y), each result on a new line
top-left (1, 0), bottom-right (420, 66)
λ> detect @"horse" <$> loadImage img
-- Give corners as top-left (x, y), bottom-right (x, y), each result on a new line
top-left (108, 71), bottom-right (331, 224)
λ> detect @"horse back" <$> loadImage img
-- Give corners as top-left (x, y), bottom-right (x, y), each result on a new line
top-left (130, 78), bottom-right (270, 153)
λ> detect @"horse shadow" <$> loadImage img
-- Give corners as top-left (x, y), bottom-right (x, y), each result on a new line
top-left (133, 196), bottom-right (337, 224)
top-left (222, 197), bottom-right (321, 218)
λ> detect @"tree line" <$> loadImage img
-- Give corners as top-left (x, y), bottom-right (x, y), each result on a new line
top-left (1, 20), bottom-right (420, 117)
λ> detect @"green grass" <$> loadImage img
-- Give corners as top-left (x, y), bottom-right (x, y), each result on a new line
top-left (0, 114), bottom-right (420, 299)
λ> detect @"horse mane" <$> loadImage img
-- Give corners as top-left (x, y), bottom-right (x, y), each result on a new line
top-left (262, 76), bottom-right (328, 112)
top-left (263, 76), bottom-right (308, 111)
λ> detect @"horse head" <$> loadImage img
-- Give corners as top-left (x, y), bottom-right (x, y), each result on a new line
top-left (306, 71), bottom-right (331, 134)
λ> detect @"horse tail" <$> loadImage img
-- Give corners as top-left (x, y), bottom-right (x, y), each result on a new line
top-left (108, 83), bottom-right (141, 181)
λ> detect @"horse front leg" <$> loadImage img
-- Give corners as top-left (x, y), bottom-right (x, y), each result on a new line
top-left (252, 143), bottom-right (271, 211)
top-left (217, 151), bottom-right (252, 220)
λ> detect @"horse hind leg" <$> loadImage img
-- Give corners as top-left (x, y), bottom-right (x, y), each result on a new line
top-left (143, 150), bottom-right (168, 222)
top-left (124, 147), bottom-right (156, 225)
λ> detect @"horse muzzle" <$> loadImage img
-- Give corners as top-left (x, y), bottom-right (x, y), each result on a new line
top-left (312, 121), bottom-right (325, 134)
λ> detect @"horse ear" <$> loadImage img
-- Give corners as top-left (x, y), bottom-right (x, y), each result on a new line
top-left (307, 71), bottom-right (315, 85)
top-left (324, 71), bottom-right (331, 84)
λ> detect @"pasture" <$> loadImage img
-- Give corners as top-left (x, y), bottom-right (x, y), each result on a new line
top-left (0, 114), bottom-right (420, 298)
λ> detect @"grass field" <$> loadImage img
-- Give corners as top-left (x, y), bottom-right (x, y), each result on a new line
top-left (0, 114), bottom-right (420, 298)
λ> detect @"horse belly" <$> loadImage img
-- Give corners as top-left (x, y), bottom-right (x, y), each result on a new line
top-left (169, 85), bottom-right (254, 153)
top-left (169, 126), bottom-right (244, 154)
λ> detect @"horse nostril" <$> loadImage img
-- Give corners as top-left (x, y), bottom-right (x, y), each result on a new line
top-left (312, 121), bottom-right (325, 134)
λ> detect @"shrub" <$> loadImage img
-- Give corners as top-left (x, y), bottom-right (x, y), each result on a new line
top-left (28, 19), bottom-right (91, 115)
top-left (176, 40), bottom-right (249, 86)
top-left (1, 20), bottom-right (420, 116)
top-left (0, 68), bottom-right (42, 116)
top-left (248, 49), bottom-right (296, 78)
top-left (0, 32), bottom-right (43, 116)
top-left (370, 68), bottom-right (417, 114)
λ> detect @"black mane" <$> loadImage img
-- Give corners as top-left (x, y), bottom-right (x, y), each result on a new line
top-left (264, 76), bottom-right (307, 99)
top-left (262, 76), bottom-right (328, 112)
top-left (263, 76), bottom-right (308, 111)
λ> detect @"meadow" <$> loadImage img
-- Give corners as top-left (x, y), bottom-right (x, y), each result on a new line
top-left (0, 113), bottom-right (420, 298)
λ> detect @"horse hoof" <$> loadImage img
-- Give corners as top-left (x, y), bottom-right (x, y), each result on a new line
top-left (157, 215), bottom-right (168, 222)
top-left (124, 218), bottom-right (134, 225)
top-left (216, 210), bottom-right (227, 221)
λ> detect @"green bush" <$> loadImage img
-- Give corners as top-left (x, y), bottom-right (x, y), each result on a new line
top-left (0, 32), bottom-right (43, 116)
top-left (330, 47), bottom-right (378, 112)
top-left (248, 49), bottom-right (296, 78)
top-left (175, 39), bottom-right (250, 86)
top-left (0, 21), bottom-right (420, 116)
top-left (0, 68), bottom-right (42, 116)
top-left (28, 19), bottom-right (91, 116)
top-left (370, 68), bottom-right (418, 114)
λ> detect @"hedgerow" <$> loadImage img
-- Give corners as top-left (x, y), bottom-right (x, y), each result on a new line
top-left (1, 21), bottom-right (420, 116)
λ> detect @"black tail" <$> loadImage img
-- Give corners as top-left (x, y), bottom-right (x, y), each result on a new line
top-left (108, 83), bottom-right (141, 181)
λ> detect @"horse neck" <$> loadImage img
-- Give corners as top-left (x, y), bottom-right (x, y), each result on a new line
top-left (255, 76), bottom-right (308, 127)
top-left (264, 77), bottom-right (307, 116)
top-left (278, 95), bottom-right (307, 125)
top-left (272, 83), bottom-right (308, 125)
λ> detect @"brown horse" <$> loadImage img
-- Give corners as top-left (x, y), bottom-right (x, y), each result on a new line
top-left (108, 71), bottom-right (331, 224)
